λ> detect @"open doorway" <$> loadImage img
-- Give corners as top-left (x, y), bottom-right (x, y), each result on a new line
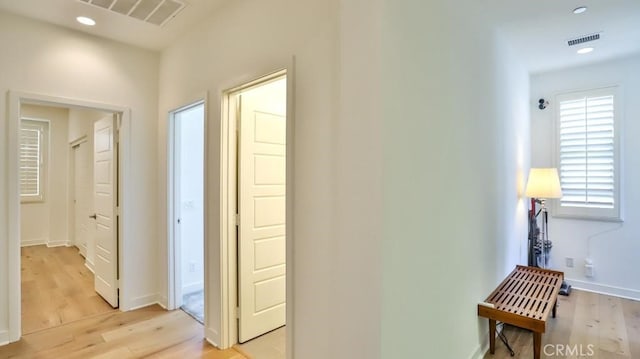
top-left (223, 72), bottom-right (288, 358)
top-left (18, 104), bottom-right (120, 334)
top-left (8, 92), bottom-right (131, 343)
top-left (169, 101), bottom-right (206, 323)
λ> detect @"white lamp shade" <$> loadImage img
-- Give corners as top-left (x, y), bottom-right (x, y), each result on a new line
top-left (525, 168), bottom-right (563, 199)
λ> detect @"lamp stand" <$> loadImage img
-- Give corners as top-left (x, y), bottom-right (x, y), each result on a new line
top-left (538, 199), bottom-right (549, 269)
top-left (528, 198), bottom-right (538, 267)
top-left (535, 198), bottom-right (572, 296)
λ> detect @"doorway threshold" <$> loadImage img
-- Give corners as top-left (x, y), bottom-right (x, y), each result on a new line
top-left (181, 290), bottom-right (204, 323)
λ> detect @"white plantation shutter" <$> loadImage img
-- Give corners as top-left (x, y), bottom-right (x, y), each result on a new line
top-left (20, 119), bottom-right (47, 202)
top-left (555, 87), bottom-right (620, 221)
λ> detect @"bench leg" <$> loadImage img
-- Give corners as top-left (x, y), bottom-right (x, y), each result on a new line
top-left (489, 319), bottom-right (496, 354)
top-left (533, 332), bottom-right (542, 359)
top-left (553, 299), bottom-right (557, 318)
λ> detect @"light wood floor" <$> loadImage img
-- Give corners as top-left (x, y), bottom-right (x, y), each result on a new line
top-left (485, 289), bottom-right (640, 358)
top-left (21, 245), bottom-right (116, 334)
top-left (0, 305), bottom-right (247, 358)
top-left (235, 327), bottom-right (285, 359)
top-left (3, 245), bottom-right (247, 358)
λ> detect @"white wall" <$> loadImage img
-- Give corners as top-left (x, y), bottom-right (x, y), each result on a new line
top-left (69, 108), bottom-right (110, 142)
top-left (0, 10), bottom-right (159, 341)
top-left (159, 0), bottom-right (530, 358)
top-left (531, 54), bottom-right (640, 300)
top-left (494, 34), bottom-right (533, 273)
top-left (379, 2), bottom-right (530, 358)
top-left (158, 0), bottom-right (338, 355)
top-left (176, 105), bottom-right (204, 295)
top-left (20, 104), bottom-right (69, 247)
top-left (332, 0), bottom-right (382, 357)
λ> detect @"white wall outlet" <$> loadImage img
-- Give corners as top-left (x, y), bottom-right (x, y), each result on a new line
top-left (585, 258), bottom-right (594, 278)
top-left (565, 257), bottom-right (574, 268)
top-left (189, 261), bottom-right (196, 273)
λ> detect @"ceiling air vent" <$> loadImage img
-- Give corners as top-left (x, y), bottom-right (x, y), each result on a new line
top-left (567, 33), bottom-right (601, 47)
top-left (78, 0), bottom-right (187, 26)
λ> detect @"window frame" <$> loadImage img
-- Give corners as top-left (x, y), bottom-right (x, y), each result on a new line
top-left (552, 86), bottom-right (622, 222)
top-left (19, 118), bottom-right (49, 204)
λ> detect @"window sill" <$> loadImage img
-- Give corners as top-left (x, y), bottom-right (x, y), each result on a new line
top-left (20, 197), bottom-right (45, 204)
top-left (552, 214), bottom-right (624, 223)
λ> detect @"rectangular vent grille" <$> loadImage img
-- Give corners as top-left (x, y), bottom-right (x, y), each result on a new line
top-left (568, 33), bottom-right (601, 47)
top-left (79, 0), bottom-right (187, 27)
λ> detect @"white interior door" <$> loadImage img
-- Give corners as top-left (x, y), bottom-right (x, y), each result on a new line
top-left (74, 141), bottom-right (92, 259)
top-left (93, 114), bottom-right (118, 308)
top-left (238, 78), bottom-right (287, 343)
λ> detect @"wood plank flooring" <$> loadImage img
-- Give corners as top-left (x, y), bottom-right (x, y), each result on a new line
top-left (21, 245), bottom-right (116, 334)
top-left (485, 289), bottom-right (640, 358)
top-left (0, 305), bottom-right (247, 359)
top-left (21, 245), bottom-right (638, 358)
top-left (3, 245), bottom-right (247, 358)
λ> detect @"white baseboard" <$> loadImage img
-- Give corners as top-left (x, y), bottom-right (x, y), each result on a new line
top-left (566, 278), bottom-right (640, 301)
top-left (182, 281), bottom-right (204, 296)
top-left (47, 240), bottom-right (71, 248)
top-left (79, 243), bottom-right (87, 256)
top-left (20, 238), bottom-right (48, 247)
top-left (85, 260), bottom-right (95, 273)
top-left (128, 294), bottom-right (161, 311)
top-left (468, 332), bottom-right (490, 359)
top-left (157, 295), bottom-right (169, 309)
top-left (0, 330), bottom-right (9, 347)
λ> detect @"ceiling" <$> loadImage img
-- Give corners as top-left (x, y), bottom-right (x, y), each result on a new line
top-left (489, 0), bottom-right (640, 73)
top-left (0, 0), bottom-right (229, 51)
top-left (0, 0), bottom-right (638, 72)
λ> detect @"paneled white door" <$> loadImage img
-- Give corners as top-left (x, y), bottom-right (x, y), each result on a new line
top-left (93, 115), bottom-right (119, 308)
top-left (238, 78), bottom-right (287, 343)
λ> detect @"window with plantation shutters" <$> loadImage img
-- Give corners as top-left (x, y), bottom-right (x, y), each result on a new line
top-left (20, 119), bottom-right (48, 202)
top-left (554, 87), bottom-right (621, 221)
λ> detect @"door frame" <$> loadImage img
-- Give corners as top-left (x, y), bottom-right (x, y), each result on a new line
top-left (7, 91), bottom-right (130, 343)
top-left (167, 99), bottom-right (206, 311)
top-left (219, 68), bottom-right (293, 350)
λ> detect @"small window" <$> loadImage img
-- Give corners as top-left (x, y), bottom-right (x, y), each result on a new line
top-left (554, 87), bottom-right (621, 221)
top-left (20, 119), bottom-right (48, 203)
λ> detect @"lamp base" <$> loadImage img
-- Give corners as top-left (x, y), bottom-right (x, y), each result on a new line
top-left (559, 281), bottom-right (572, 296)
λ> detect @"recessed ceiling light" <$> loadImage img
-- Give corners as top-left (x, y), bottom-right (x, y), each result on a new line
top-left (573, 6), bottom-right (588, 14)
top-left (76, 16), bottom-right (96, 26)
top-left (577, 47), bottom-right (594, 55)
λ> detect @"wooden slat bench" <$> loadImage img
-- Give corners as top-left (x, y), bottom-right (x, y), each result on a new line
top-left (478, 265), bottom-right (564, 359)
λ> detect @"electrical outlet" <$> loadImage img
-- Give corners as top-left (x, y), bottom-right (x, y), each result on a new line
top-left (565, 257), bottom-right (574, 268)
top-left (585, 258), bottom-right (594, 278)
top-left (189, 262), bottom-right (196, 273)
